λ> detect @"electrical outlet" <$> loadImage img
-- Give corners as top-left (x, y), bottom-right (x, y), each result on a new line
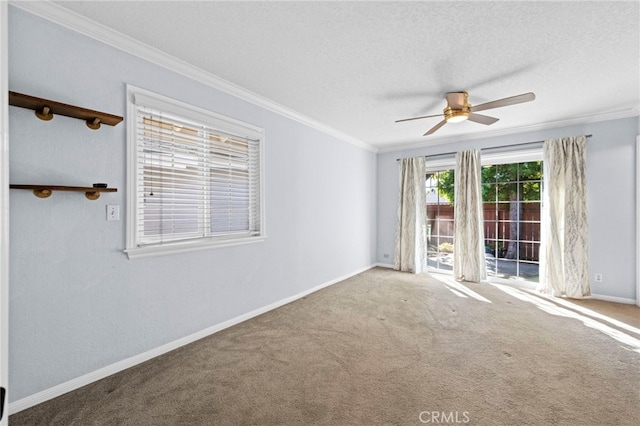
top-left (107, 205), bottom-right (120, 221)
top-left (594, 273), bottom-right (603, 283)
top-left (383, 253), bottom-right (389, 258)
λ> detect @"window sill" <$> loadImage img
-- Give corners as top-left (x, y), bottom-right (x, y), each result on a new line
top-left (125, 235), bottom-right (267, 259)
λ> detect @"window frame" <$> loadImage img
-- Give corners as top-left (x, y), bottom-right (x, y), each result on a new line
top-left (125, 85), bottom-right (266, 259)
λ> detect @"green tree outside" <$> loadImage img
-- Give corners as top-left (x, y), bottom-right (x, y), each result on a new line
top-left (435, 161), bottom-right (542, 259)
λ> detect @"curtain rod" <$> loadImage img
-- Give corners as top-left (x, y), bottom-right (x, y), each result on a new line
top-left (396, 134), bottom-right (592, 161)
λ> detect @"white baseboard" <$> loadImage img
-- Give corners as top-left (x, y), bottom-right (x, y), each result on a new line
top-left (9, 264), bottom-right (376, 415)
top-left (375, 262), bottom-right (394, 269)
top-left (589, 293), bottom-right (637, 305)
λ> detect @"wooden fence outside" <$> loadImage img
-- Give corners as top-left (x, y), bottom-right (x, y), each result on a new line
top-left (426, 202), bottom-right (541, 261)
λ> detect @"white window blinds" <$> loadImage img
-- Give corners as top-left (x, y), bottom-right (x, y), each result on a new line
top-left (127, 87), bottom-right (263, 256)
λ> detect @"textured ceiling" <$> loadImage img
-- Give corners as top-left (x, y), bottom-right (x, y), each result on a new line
top-left (52, 1), bottom-right (639, 151)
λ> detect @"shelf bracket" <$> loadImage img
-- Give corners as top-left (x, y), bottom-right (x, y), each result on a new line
top-left (33, 188), bottom-right (52, 198)
top-left (35, 105), bottom-right (53, 121)
top-left (85, 191), bottom-right (101, 200)
top-left (86, 117), bottom-right (102, 130)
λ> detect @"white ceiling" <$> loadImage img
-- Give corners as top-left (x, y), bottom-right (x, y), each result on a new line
top-left (51, 1), bottom-right (639, 151)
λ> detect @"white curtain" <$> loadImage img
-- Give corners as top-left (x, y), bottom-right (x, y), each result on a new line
top-left (453, 149), bottom-right (486, 282)
top-left (539, 136), bottom-right (590, 298)
top-left (394, 157), bottom-right (427, 273)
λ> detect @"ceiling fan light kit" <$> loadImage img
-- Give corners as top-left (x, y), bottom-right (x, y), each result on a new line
top-left (396, 91), bottom-right (536, 136)
top-left (444, 106), bottom-right (470, 123)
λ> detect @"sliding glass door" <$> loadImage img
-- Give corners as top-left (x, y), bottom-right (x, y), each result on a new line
top-left (425, 160), bottom-right (542, 283)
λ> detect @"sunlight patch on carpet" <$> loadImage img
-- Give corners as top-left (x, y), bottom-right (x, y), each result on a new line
top-left (491, 283), bottom-right (640, 353)
top-left (521, 288), bottom-right (640, 337)
top-left (430, 273), bottom-right (492, 303)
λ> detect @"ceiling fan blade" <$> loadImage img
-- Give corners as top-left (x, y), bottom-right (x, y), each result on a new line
top-left (470, 92), bottom-right (535, 113)
top-left (395, 113), bottom-right (444, 123)
top-left (467, 113), bottom-right (499, 125)
top-left (446, 92), bottom-right (466, 109)
top-left (424, 119), bottom-right (447, 136)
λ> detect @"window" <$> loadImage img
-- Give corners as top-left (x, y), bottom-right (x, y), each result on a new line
top-left (126, 86), bottom-right (265, 259)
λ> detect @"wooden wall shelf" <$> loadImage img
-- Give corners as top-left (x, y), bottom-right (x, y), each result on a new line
top-left (10, 185), bottom-right (117, 200)
top-left (8, 91), bottom-right (123, 130)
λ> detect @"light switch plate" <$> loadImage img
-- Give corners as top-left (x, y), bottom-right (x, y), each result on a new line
top-left (107, 204), bottom-right (120, 221)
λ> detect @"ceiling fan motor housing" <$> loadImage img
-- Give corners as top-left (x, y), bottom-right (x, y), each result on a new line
top-left (444, 91), bottom-right (470, 122)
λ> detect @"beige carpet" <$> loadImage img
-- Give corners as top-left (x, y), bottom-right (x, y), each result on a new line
top-left (10, 268), bottom-right (640, 425)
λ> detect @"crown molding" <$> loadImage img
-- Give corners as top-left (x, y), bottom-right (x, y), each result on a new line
top-left (9, 1), bottom-right (378, 153)
top-left (377, 106), bottom-right (640, 154)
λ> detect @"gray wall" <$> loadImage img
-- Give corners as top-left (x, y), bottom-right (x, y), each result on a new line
top-left (377, 117), bottom-right (639, 300)
top-left (8, 7), bottom-right (377, 401)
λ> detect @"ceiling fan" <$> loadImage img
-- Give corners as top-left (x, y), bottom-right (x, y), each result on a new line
top-left (396, 91), bottom-right (535, 136)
